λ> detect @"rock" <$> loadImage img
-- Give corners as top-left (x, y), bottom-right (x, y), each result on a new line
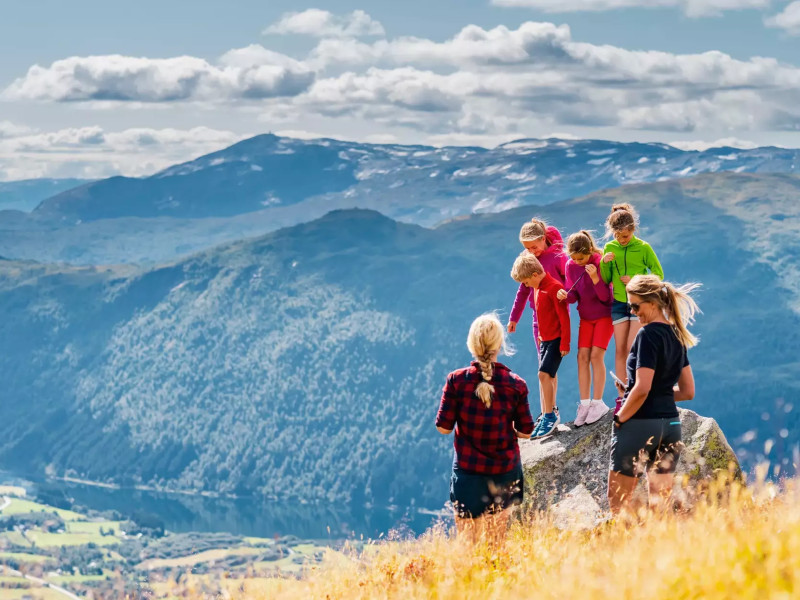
top-left (520, 408), bottom-right (740, 520)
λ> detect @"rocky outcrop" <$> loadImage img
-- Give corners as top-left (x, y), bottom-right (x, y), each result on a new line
top-left (520, 408), bottom-right (740, 527)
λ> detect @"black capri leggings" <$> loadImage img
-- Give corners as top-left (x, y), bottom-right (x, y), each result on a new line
top-left (610, 417), bottom-right (683, 478)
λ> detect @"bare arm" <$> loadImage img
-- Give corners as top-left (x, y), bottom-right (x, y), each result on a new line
top-left (437, 426), bottom-right (453, 435)
top-left (674, 365), bottom-right (695, 402)
top-left (617, 367), bottom-right (654, 423)
top-left (515, 428), bottom-right (532, 439)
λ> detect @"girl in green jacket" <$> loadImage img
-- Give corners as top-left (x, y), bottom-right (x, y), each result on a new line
top-left (600, 203), bottom-right (664, 413)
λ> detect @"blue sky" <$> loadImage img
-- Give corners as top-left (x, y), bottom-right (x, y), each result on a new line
top-left (2, 0), bottom-right (800, 179)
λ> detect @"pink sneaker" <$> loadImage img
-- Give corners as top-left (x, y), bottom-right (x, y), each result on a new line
top-left (585, 400), bottom-right (610, 425)
top-left (613, 397), bottom-right (623, 415)
top-left (574, 403), bottom-right (590, 427)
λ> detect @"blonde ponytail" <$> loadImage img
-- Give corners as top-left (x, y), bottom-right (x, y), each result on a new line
top-left (519, 218), bottom-right (548, 243)
top-left (566, 230), bottom-right (600, 256)
top-left (662, 282), bottom-right (701, 348)
top-left (466, 313), bottom-right (515, 409)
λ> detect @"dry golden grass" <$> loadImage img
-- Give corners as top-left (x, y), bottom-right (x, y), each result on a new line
top-left (199, 477), bottom-right (800, 600)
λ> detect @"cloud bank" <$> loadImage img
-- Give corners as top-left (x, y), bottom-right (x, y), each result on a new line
top-left (491, 0), bottom-right (769, 18)
top-left (2, 8), bottom-right (799, 176)
top-left (0, 125), bottom-right (247, 180)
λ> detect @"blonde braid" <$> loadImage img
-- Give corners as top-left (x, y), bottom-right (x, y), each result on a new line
top-left (475, 352), bottom-right (495, 409)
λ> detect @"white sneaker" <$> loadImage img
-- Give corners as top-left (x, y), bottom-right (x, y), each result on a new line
top-left (584, 400), bottom-right (610, 425)
top-left (574, 403), bottom-right (591, 427)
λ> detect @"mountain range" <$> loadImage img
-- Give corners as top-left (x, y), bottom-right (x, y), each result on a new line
top-left (0, 178), bottom-right (91, 212)
top-left (2, 135), bottom-right (800, 265)
top-left (0, 171), bottom-right (797, 507)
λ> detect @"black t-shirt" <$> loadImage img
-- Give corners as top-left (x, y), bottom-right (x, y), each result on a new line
top-left (624, 322), bottom-right (689, 419)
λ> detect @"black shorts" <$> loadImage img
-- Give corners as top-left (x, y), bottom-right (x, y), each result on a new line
top-left (450, 464), bottom-right (523, 519)
top-left (610, 417), bottom-right (683, 478)
top-left (538, 338), bottom-right (563, 378)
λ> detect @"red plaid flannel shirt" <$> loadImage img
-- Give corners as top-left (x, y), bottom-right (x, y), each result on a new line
top-left (435, 361), bottom-right (534, 475)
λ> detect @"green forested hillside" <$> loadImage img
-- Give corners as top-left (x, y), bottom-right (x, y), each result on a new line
top-left (0, 172), bottom-right (798, 507)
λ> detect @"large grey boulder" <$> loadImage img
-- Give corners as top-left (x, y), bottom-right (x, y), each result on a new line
top-left (520, 408), bottom-right (740, 527)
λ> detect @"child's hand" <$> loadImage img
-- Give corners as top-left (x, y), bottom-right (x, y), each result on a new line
top-left (560, 349), bottom-right (569, 357)
top-left (620, 275), bottom-right (631, 284)
top-left (556, 289), bottom-right (568, 301)
top-left (507, 321), bottom-right (517, 333)
top-left (602, 252), bottom-right (615, 263)
top-left (585, 264), bottom-right (599, 283)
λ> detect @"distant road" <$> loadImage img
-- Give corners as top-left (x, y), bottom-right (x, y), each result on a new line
top-left (4, 566), bottom-right (82, 600)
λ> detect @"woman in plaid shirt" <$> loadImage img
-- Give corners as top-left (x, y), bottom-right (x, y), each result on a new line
top-left (436, 313), bottom-right (535, 545)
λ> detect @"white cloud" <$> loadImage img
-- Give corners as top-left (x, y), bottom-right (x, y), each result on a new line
top-left (4, 18), bottom-right (800, 160)
top-left (304, 68), bottom-right (467, 114)
top-left (264, 9), bottom-right (385, 38)
top-left (2, 53), bottom-right (314, 103)
top-left (0, 126), bottom-right (246, 180)
top-left (765, 1), bottom-right (800, 34)
top-left (308, 22), bottom-right (574, 69)
top-left (302, 21), bottom-right (800, 135)
top-left (491, 0), bottom-right (769, 17)
top-left (0, 121), bottom-right (35, 139)
top-left (668, 137), bottom-right (762, 151)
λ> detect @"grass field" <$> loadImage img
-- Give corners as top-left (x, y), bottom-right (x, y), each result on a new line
top-left (177, 477), bottom-right (800, 600)
top-left (136, 546), bottom-right (264, 570)
top-left (0, 532), bottom-right (31, 548)
top-left (25, 530), bottom-right (121, 548)
top-left (1, 499), bottom-right (84, 522)
top-left (64, 520), bottom-right (124, 536)
top-left (0, 552), bottom-right (55, 565)
top-left (0, 486), bottom-right (26, 498)
top-left (48, 572), bottom-right (110, 584)
top-left (0, 574), bottom-right (31, 585)
top-left (0, 588), bottom-right (70, 600)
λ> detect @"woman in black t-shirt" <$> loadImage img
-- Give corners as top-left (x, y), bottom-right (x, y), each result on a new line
top-left (607, 274), bottom-right (700, 514)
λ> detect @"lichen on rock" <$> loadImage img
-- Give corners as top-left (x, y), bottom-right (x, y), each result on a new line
top-left (519, 408), bottom-right (740, 525)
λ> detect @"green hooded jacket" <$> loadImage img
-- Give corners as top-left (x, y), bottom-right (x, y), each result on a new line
top-left (600, 236), bottom-right (664, 303)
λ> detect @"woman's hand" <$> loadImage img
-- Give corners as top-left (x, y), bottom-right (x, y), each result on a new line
top-left (614, 379), bottom-right (626, 395)
top-left (556, 289), bottom-right (568, 301)
top-left (507, 321), bottom-right (517, 333)
top-left (602, 252), bottom-right (615, 263)
top-left (585, 263), bottom-right (599, 284)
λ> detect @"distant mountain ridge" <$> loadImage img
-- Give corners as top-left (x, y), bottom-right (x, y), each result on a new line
top-left (0, 171), bottom-right (797, 506)
top-left (0, 178), bottom-right (91, 212)
top-left (32, 135), bottom-right (800, 224)
top-left (1, 135), bottom-right (799, 265)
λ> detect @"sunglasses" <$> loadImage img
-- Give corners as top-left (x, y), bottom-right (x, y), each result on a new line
top-left (628, 301), bottom-right (646, 312)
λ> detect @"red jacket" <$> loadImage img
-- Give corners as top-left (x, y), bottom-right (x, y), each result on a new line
top-left (535, 273), bottom-right (571, 352)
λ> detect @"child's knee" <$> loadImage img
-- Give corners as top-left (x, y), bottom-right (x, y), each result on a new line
top-left (577, 348), bottom-right (591, 364)
top-left (538, 371), bottom-right (552, 383)
top-left (590, 347), bottom-right (605, 362)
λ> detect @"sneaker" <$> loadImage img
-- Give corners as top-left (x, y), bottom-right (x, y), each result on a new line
top-left (613, 397), bottom-right (623, 415)
top-left (574, 403), bottom-right (591, 427)
top-left (584, 400), bottom-right (610, 425)
top-left (534, 413), bottom-right (560, 439)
